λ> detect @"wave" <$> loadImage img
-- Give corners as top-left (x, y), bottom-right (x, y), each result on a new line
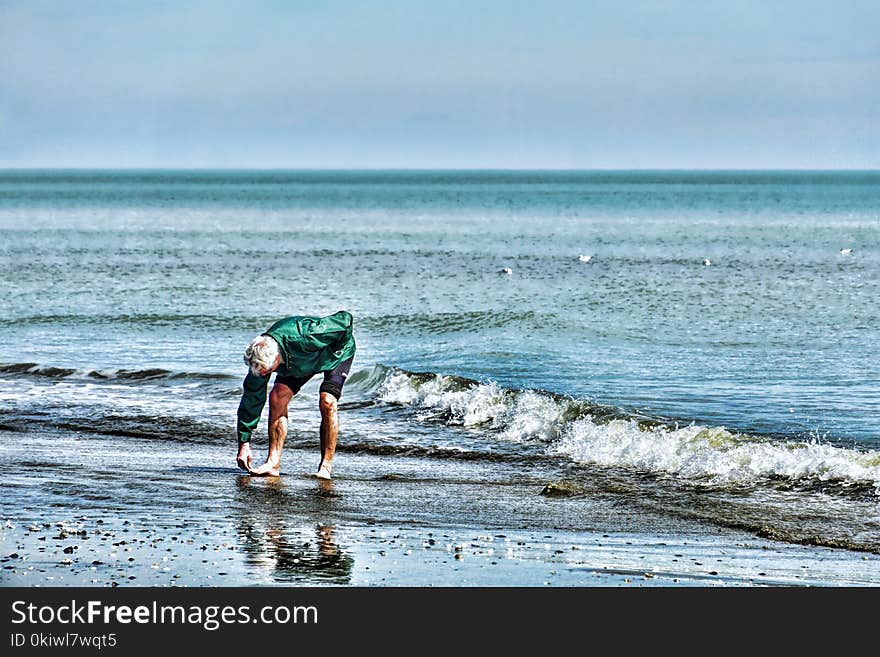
top-left (365, 365), bottom-right (675, 437)
top-left (553, 419), bottom-right (880, 491)
top-left (356, 310), bottom-right (540, 336)
top-left (0, 362), bottom-right (237, 382)
top-left (0, 313), bottom-right (261, 330)
top-left (363, 365), bottom-right (880, 495)
top-left (4, 360), bottom-right (879, 496)
top-left (0, 413), bottom-right (228, 446)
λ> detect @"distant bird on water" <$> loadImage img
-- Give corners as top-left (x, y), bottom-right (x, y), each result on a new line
top-left (499, 267), bottom-right (513, 275)
top-left (702, 258), bottom-right (712, 266)
top-left (840, 248), bottom-right (853, 255)
top-left (578, 254), bottom-right (593, 263)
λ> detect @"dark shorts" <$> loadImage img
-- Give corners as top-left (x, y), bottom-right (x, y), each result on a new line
top-left (275, 357), bottom-right (354, 400)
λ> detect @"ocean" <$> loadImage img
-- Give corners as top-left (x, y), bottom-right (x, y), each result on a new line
top-left (1, 170), bottom-right (879, 585)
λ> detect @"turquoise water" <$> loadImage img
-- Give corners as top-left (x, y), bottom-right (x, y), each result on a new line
top-left (1, 170), bottom-right (879, 552)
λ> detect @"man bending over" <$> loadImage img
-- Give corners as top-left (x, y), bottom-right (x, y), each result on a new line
top-left (236, 311), bottom-right (356, 479)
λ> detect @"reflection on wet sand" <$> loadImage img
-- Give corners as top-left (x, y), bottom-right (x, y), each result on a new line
top-left (234, 476), bottom-right (353, 583)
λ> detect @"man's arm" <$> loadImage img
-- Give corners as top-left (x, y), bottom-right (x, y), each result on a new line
top-left (236, 371), bottom-right (270, 443)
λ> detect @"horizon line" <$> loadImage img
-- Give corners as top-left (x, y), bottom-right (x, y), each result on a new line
top-left (1, 166), bottom-right (879, 173)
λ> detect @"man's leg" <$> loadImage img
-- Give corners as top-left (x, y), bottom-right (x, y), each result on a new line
top-left (315, 358), bottom-right (352, 479)
top-left (250, 380), bottom-right (295, 476)
top-left (317, 392), bottom-right (338, 479)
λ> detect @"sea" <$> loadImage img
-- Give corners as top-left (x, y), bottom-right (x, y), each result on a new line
top-left (1, 170), bottom-right (879, 557)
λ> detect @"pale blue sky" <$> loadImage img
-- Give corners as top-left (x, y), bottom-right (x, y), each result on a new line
top-left (1, 0), bottom-right (877, 168)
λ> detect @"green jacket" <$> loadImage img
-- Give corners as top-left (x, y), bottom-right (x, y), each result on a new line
top-left (236, 311), bottom-right (356, 443)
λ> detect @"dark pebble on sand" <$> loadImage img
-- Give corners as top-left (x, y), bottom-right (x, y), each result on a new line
top-left (62, 546), bottom-right (77, 554)
top-left (540, 481), bottom-right (584, 497)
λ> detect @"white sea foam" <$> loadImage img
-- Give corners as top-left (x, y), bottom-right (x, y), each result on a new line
top-left (0, 377), bottom-right (230, 421)
top-left (556, 418), bottom-right (880, 492)
top-left (496, 390), bottom-right (566, 442)
top-left (376, 367), bottom-right (880, 492)
top-left (378, 370), bottom-right (509, 427)
top-left (377, 370), bottom-right (564, 441)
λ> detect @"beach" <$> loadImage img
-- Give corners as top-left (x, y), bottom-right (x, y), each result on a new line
top-left (3, 427), bottom-right (879, 588)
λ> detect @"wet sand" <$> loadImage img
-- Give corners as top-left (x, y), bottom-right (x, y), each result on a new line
top-left (2, 429), bottom-right (879, 587)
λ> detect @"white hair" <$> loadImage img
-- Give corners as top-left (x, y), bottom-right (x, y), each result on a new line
top-left (244, 334), bottom-right (280, 376)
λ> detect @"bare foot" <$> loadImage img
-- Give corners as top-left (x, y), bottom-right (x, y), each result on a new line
top-left (236, 443), bottom-right (253, 473)
top-left (314, 463), bottom-right (332, 480)
top-left (250, 460), bottom-right (281, 476)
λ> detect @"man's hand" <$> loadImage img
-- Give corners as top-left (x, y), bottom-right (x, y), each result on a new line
top-left (236, 442), bottom-right (254, 473)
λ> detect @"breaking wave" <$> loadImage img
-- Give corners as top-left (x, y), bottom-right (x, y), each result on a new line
top-left (0, 362), bottom-right (237, 382)
top-left (364, 365), bottom-right (880, 494)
